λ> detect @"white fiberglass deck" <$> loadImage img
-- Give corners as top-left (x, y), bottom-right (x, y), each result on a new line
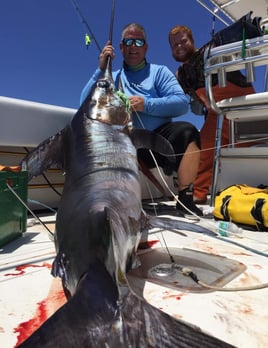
top-left (1, 212), bottom-right (268, 347)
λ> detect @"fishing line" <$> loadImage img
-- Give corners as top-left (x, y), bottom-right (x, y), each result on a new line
top-left (69, 0), bottom-right (102, 52)
top-left (6, 182), bottom-right (54, 240)
top-left (134, 110), bottom-right (201, 220)
top-left (133, 109), bottom-right (205, 218)
top-left (133, 107), bottom-right (268, 232)
top-left (132, 110), bottom-right (268, 282)
top-left (133, 113), bottom-right (268, 270)
top-left (134, 108), bottom-right (268, 166)
top-left (132, 110), bottom-right (181, 262)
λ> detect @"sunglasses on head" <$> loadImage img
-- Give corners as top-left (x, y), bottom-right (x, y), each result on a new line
top-left (122, 38), bottom-right (146, 47)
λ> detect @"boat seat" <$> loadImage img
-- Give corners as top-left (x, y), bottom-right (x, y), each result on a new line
top-left (138, 159), bottom-right (167, 198)
top-left (216, 91), bottom-right (268, 109)
top-left (210, 94), bottom-right (268, 202)
top-left (216, 92), bottom-right (268, 146)
top-left (139, 160), bottom-right (177, 200)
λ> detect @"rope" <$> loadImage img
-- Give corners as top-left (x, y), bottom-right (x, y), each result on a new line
top-left (181, 266), bottom-right (268, 291)
top-left (242, 24), bottom-right (246, 59)
top-left (115, 90), bottom-right (130, 111)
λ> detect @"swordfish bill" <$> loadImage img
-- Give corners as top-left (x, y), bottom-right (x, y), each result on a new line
top-left (19, 61), bottom-right (233, 347)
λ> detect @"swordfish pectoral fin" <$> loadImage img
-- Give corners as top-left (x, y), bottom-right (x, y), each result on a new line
top-left (21, 126), bottom-right (69, 181)
top-left (129, 128), bottom-right (176, 164)
top-left (143, 212), bottom-right (217, 237)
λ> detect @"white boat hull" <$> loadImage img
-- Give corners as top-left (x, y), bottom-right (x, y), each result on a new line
top-left (0, 96), bottom-right (177, 210)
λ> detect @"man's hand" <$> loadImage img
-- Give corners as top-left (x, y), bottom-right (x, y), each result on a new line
top-left (129, 96), bottom-right (145, 112)
top-left (99, 40), bottom-right (115, 70)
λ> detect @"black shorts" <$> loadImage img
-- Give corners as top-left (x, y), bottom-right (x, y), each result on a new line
top-left (137, 121), bottom-right (200, 175)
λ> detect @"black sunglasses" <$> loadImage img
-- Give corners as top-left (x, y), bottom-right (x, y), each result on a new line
top-left (122, 38), bottom-right (146, 47)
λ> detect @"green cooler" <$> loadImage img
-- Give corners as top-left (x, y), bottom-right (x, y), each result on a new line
top-left (0, 170), bottom-right (28, 247)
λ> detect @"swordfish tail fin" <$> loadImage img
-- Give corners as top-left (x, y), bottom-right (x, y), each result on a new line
top-left (119, 289), bottom-right (235, 348)
top-left (18, 263), bottom-right (234, 347)
top-left (17, 262), bottom-right (118, 348)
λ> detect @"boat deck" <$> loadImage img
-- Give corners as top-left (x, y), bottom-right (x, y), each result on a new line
top-left (1, 208), bottom-right (268, 348)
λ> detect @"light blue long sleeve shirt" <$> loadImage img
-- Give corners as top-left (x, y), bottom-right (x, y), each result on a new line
top-left (80, 63), bottom-right (189, 131)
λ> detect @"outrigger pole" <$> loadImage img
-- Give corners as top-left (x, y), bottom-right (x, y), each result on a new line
top-left (70, 0), bottom-right (102, 52)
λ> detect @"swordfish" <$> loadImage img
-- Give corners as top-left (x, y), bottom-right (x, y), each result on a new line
top-left (18, 61), bottom-right (233, 347)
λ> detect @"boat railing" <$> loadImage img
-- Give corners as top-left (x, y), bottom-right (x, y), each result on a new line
top-left (203, 34), bottom-right (268, 204)
top-left (204, 34), bottom-right (268, 114)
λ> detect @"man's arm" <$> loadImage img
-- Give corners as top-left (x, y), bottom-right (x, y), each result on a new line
top-left (143, 65), bottom-right (188, 117)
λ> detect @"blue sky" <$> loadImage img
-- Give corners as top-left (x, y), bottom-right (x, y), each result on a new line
top-left (0, 0), bottom-right (264, 130)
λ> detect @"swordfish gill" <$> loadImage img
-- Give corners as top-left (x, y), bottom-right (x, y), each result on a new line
top-left (18, 61), bottom-right (234, 347)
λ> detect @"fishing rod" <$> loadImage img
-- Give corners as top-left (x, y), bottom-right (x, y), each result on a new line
top-left (70, 0), bottom-right (102, 52)
top-left (105, 0), bottom-right (115, 70)
top-left (103, 0), bottom-right (115, 80)
top-left (108, 0), bottom-right (115, 44)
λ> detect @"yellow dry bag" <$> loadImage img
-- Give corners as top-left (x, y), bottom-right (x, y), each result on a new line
top-left (213, 184), bottom-right (268, 231)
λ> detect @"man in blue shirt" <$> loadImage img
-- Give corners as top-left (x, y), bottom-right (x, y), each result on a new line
top-left (80, 23), bottom-right (202, 216)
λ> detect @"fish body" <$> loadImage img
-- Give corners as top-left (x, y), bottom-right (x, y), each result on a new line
top-left (19, 65), bottom-right (233, 347)
top-left (53, 117), bottom-right (142, 298)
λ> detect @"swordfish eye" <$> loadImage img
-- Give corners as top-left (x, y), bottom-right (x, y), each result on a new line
top-left (96, 79), bottom-right (114, 91)
top-left (96, 79), bottom-right (109, 88)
